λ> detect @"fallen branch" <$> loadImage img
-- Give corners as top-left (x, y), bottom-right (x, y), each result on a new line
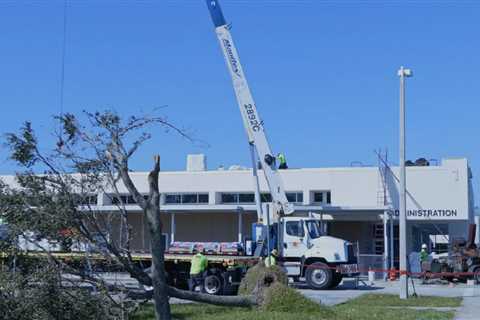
top-left (127, 287), bottom-right (257, 307)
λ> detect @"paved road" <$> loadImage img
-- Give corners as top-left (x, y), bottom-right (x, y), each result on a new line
top-left (454, 285), bottom-right (480, 320)
top-left (297, 279), bottom-right (480, 307)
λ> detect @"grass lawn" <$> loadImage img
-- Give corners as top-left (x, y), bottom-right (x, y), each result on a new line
top-left (131, 294), bottom-right (461, 320)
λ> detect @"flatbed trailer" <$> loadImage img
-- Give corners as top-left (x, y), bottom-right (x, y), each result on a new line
top-left (0, 250), bottom-right (257, 295)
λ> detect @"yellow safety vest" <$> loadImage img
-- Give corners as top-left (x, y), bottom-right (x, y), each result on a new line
top-left (190, 253), bottom-right (208, 275)
top-left (264, 255), bottom-right (276, 267)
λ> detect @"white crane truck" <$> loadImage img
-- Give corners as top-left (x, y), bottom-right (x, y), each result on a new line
top-left (192, 0), bottom-right (360, 292)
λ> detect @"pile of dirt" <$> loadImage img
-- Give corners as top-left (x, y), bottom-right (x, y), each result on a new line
top-left (237, 262), bottom-right (325, 311)
top-left (238, 263), bottom-right (288, 298)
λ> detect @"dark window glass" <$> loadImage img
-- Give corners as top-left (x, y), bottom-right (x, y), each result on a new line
top-left (260, 193), bottom-right (272, 203)
top-left (221, 193), bottom-right (238, 203)
top-left (286, 192), bottom-right (302, 203)
top-left (285, 221), bottom-right (304, 237)
top-left (78, 195), bottom-right (97, 206)
top-left (298, 193), bottom-right (303, 203)
top-left (306, 220), bottom-right (322, 239)
top-left (111, 196), bottom-right (120, 205)
top-left (165, 194), bottom-right (181, 204)
top-left (239, 193), bottom-right (255, 203)
top-left (182, 194), bottom-right (198, 204)
top-left (326, 191), bottom-right (331, 204)
top-left (286, 193), bottom-right (296, 203)
top-left (126, 195), bottom-right (137, 204)
top-left (314, 192), bottom-right (324, 203)
top-left (198, 194), bottom-right (209, 203)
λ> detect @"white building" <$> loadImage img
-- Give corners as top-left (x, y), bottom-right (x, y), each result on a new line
top-left (1, 156), bottom-right (475, 262)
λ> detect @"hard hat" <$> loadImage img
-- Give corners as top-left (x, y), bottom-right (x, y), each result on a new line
top-left (421, 244), bottom-right (428, 249)
top-left (271, 249), bottom-right (278, 256)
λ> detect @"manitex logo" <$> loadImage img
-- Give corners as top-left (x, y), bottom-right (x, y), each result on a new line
top-left (244, 104), bottom-right (262, 132)
top-left (222, 38), bottom-right (241, 78)
top-left (393, 209), bottom-right (458, 218)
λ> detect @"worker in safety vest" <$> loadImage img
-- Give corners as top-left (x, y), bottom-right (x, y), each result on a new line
top-left (277, 153), bottom-right (288, 170)
top-left (420, 243), bottom-right (429, 282)
top-left (264, 249), bottom-right (278, 267)
top-left (420, 244), bottom-right (429, 263)
top-left (189, 247), bottom-right (208, 292)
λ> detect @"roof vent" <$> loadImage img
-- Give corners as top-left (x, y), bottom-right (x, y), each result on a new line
top-left (187, 154), bottom-right (207, 171)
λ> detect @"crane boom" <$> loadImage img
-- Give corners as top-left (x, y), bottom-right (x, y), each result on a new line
top-left (205, 0), bottom-right (294, 216)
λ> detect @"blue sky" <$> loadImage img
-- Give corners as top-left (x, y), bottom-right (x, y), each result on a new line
top-left (0, 0), bottom-right (479, 199)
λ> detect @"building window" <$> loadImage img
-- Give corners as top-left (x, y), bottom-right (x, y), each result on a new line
top-left (77, 194), bottom-right (98, 206)
top-left (165, 194), bottom-right (181, 204)
top-left (285, 221), bottom-right (304, 237)
top-left (198, 194), bottom-right (209, 203)
top-left (112, 195), bottom-right (137, 205)
top-left (221, 193), bottom-right (238, 204)
top-left (313, 192), bottom-right (323, 203)
top-left (260, 193), bottom-right (272, 203)
top-left (221, 193), bottom-right (255, 204)
top-left (239, 193), bottom-right (255, 203)
top-left (312, 191), bottom-right (331, 204)
top-left (286, 192), bottom-right (303, 203)
top-left (181, 194), bottom-right (197, 204)
top-left (164, 193), bottom-right (208, 205)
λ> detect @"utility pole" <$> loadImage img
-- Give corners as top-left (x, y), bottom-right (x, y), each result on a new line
top-left (398, 66), bottom-right (412, 299)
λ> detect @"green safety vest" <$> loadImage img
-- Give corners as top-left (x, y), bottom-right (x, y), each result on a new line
top-left (278, 154), bottom-right (286, 165)
top-left (264, 255), bottom-right (276, 267)
top-left (420, 250), bottom-right (429, 262)
top-left (190, 253), bottom-right (208, 275)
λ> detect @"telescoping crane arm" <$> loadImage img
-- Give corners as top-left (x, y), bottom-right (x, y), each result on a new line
top-left (205, 0), bottom-right (294, 216)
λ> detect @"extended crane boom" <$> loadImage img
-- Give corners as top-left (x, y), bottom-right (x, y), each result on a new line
top-left (205, 0), bottom-right (294, 217)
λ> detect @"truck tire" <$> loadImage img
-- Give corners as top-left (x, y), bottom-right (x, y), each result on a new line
top-left (305, 262), bottom-right (333, 290)
top-left (330, 273), bottom-right (343, 288)
top-left (203, 274), bottom-right (223, 295)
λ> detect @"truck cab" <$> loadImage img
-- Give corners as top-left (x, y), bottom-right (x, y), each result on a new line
top-left (278, 216), bottom-right (358, 289)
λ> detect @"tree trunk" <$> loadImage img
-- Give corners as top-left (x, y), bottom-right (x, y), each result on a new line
top-left (145, 155), bottom-right (171, 320)
top-left (168, 287), bottom-right (257, 307)
top-left (148, 218), bottom-right (171, 320)
top-left (128, 287), bottom-right (257, 307)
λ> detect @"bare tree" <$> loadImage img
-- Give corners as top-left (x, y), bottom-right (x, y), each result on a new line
top-left (1, 110), bottom-right (257, 320)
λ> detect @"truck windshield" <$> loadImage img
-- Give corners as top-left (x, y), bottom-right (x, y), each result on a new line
top-left (306, 220), bottom-right (322, 239)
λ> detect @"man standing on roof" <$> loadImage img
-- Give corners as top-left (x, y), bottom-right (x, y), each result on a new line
top-left (189, 246), bottom-right (208, 292)
top-left (277, 153), bottom-right (288, 170)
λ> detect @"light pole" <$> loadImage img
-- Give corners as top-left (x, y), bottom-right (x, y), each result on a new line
top-left (398, 66), bottom-right (412, 299)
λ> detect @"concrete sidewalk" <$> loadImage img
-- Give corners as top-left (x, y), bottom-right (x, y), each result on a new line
top-left (454, 286), bottom-right (480, 320)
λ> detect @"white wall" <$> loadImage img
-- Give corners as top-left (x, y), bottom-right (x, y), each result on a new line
top-left (1, 157), bottom-right (472, 223)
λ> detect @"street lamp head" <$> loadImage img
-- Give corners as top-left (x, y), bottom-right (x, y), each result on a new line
top-left (398, 67), bottom-right (413, 77)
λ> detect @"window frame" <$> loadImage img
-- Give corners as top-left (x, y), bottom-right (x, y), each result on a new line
top-left (312, 191), bottom-right (331, 204)
top-left (285, 220), bottom-right (305, 238)
top-left (164, 193), bottom-right (209, 205)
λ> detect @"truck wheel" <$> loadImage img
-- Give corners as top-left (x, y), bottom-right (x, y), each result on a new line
top-left (305, 262), bottom-right (333, 290)
top-left (203, 274), bottom-right (223, 295)
top-left (330, 273), bottom-right (343, 288)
